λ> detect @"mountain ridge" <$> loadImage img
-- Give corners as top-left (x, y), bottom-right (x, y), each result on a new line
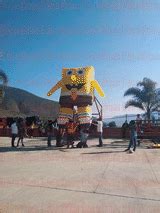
top-left (0, 86), bottom-right (59, 118)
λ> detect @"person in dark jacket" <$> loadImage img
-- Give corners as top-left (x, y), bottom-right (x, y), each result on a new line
top-left (46, 120), bottom-right (54, 147)
top-left (122, 120), bottom-right (129, 139)
top-left (17, 119), bottom-right (25, 147)
top-left (124, 120), bottom-right (137, 153)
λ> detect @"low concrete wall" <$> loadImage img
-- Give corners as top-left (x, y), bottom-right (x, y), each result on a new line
top-left (0, 128), bottom-right (47, 138)
top-left (1, 127), bottom-right (160, 139)
top-left (0, 128), bottom-right (11, 137)
top-left (103, 127), bottom-right (128, 139)
top-left (0, 127), bottom-right (125, 138)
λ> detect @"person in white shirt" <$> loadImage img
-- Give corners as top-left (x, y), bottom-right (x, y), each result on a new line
top-left (97, 118), bottom-right (103, 147)
top-left (92, 117), bottom-right (103, 147)
top-left (11, 120), bottom-right (18, 147)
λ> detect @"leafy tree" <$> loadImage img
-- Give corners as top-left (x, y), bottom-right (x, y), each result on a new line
top-left (108, 121), bottom-right (116, 127)
top-left (0, 70), bottom-right (8, 85)
top-left (0, 69), bottom-right (8, 101)
top-left (103, 121), bottom-right (108, 128)
top-left (124, 78), bottom-right (160, 120)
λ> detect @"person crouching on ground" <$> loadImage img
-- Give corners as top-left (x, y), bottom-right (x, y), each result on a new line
top-left (66, 119), bottom-right (77, 148)
top-left (11, 120), bottom-right (18, 147)
top-left (78, 128), bottom-right (89, 148)
top-left (125, 120), bottom-right (137, 153)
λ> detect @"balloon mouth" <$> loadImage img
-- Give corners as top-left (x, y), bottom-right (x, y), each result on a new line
top-left (65, 83), bottom-right (85, 90)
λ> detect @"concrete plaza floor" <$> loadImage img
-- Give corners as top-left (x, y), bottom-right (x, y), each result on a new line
top-left (0, 137), bottom-right (160, 213)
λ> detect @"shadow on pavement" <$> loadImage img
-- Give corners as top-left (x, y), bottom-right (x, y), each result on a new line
top-left (82, 150), bottom-right (124, 155)
top-left (0, 146), bottom-right (67, 153)
top-left (91, 144), bottom-right (127, 149)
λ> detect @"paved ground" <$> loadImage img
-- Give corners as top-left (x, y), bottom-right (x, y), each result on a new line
top-left (0, 137), bottom-right (160, 213)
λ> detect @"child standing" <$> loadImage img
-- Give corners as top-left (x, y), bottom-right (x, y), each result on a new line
top-left (66, 119), bottom-right (77, 148)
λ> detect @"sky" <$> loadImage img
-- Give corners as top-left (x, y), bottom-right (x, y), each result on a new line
top-left (1, 0), bottom-right (160, 118)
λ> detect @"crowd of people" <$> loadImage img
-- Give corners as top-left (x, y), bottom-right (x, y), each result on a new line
top-left (48, 117), bottom-right (103, 149)
top-left (9, 116), bottom-right (103, 149)
top-left (8, 113), bottom-right (148, 153)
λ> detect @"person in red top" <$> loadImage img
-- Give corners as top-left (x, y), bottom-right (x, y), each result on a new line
top-left (66, 119), bottom-right (77, 148)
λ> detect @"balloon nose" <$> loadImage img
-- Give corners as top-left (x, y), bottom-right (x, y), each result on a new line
top-left (71, 75), bottom-right (77, 81)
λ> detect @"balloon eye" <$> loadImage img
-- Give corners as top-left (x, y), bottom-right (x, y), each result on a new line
top-left (77, 70), bottom-right (84, 75)
top-left (66, 70), bottom-right (73, 76)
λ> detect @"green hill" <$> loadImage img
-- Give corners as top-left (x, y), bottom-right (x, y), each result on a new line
top-left (0, 86), bottom-right (59, 119)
